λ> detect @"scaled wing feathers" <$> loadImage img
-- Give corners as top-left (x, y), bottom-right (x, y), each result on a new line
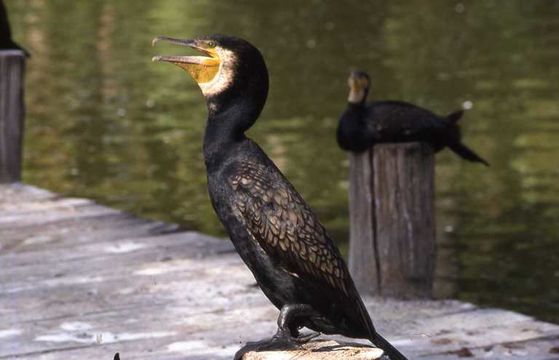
top-left (229, 162), bottom-right (349, 294)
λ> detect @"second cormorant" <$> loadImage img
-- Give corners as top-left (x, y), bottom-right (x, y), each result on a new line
top-left (338, 70), bottom-right (489, 165)
top-left (153, 36), bottom-right (408, 360)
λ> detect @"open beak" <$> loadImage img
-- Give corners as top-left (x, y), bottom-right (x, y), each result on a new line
top-left (152, 36), bottom-right (221, 84)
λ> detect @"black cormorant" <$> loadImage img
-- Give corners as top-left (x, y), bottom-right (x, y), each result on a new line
top-left (153, 35), bottom-right (408, 360)
top-left (338, 71), bottom-right (489, 165)
top-left (0, 0), bottom-right (29, 55)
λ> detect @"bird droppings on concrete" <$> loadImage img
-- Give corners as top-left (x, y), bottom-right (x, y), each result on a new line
top-left (103, 241), bottom-right (148, 254)
top-left (0, 328), bottom-right (22, 338)
top-left (35, 331), bottom-right (176, 344)
top-left (60, 322), bottom-right (93, 331)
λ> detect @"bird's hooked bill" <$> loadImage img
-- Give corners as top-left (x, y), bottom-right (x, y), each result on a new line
top-left (151, 36), bottom-right (221, 84)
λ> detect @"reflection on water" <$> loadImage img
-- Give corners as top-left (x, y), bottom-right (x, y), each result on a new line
top-left (6, 0), bottom-right (559, 322)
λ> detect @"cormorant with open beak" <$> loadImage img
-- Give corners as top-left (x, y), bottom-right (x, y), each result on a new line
top-left (152, 35), bottom-right (408, 360)
top-left (338, 71), bottom-right (489, 165)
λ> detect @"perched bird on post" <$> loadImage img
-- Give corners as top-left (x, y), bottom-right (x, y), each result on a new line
top-left (338, 71), bottom-right (489, 165)
top-left (152, 35), bottom-right (408, 360)
top-left (0, 0), bottom-right (29, 56)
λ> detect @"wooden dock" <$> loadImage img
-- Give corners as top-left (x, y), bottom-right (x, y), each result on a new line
top-left (1, 184), bottom-right (559, 359)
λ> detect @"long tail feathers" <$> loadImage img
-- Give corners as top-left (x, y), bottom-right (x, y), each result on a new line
top-left (372, 333), bottom-right (408, 360)
top-left (448, 142), bottom-right (490, 166)
top-left (446, 110), bottom-right (464, 124)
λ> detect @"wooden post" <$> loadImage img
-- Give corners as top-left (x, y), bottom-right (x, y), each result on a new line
top-left (348, 143), bottom-right (436, 299)
top-left (0, 50), bottom-right (25, 183)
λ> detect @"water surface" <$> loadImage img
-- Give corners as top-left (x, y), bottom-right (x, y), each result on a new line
top-left (6, 0), bottom-right (559, 322)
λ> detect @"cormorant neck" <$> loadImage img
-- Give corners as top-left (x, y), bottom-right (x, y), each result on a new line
top-left (203, 88), bottom-right (267, 170)
top-left (347, 101), bottom-right (365, 109)
top-left (343, 100), bottom-right (368, 127)
top-left (347, 87), bottom-right (369, 106)
top-left (200, 41), bottom-right (269, 170)
top-left (206, 93), bottom-right (265, 123)
top-left (345, 100), bottom-right (367, 122)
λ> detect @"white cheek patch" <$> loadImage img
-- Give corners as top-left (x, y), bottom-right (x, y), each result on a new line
top-left (199, 48), bottom-right (237, 97)
top-left (348, 88), bottom-right (366, 104)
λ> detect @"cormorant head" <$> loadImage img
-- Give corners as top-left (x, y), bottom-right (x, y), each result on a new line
top-left (347, 70), bottom-right (370, 104)
top-left (152, 35), bottom-right (269, 121)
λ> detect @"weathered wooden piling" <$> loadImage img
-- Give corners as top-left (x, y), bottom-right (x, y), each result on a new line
top-left (0, 50), bottom-right (25, 183)
top-left (348, 143), bottom-right (436, 299)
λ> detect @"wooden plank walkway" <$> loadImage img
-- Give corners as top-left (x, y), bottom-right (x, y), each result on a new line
top-left (1, 184), bottom-right (559, 360)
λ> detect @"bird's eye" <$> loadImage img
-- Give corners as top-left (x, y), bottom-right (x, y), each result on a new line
top-left (207, 41), bottom-right (216, 48)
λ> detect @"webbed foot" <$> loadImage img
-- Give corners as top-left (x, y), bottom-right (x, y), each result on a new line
top-left (287, 330), bottom-right (320, 344)
top-left (234, 304), bottom-right (322, 360)
top-left (233, 330), bottom-right (320, 360)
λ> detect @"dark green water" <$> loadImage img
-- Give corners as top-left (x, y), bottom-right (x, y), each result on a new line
top-left (6, 0), bottom-right (559, 322)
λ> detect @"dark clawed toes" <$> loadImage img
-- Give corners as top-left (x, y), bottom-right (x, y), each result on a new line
top-left (294, 331), bottom-right (320, 343)
top-left (235, 331), bottom-right (320, 359)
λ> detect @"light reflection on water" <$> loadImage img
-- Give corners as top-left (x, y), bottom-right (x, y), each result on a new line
top-left (6, 0), bottom-right (559, 322)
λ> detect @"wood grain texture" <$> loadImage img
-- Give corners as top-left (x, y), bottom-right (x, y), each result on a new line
top-left (348, 151), bottom-right (379, 295)
top-left (0, 50), bottom-right (25, 183)
top-left (348, 143), bottom-right (435, 298)
top-left (1, 184), bottom-right (558, 360)
top-left (242, 340), bottom-right (383, 359)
